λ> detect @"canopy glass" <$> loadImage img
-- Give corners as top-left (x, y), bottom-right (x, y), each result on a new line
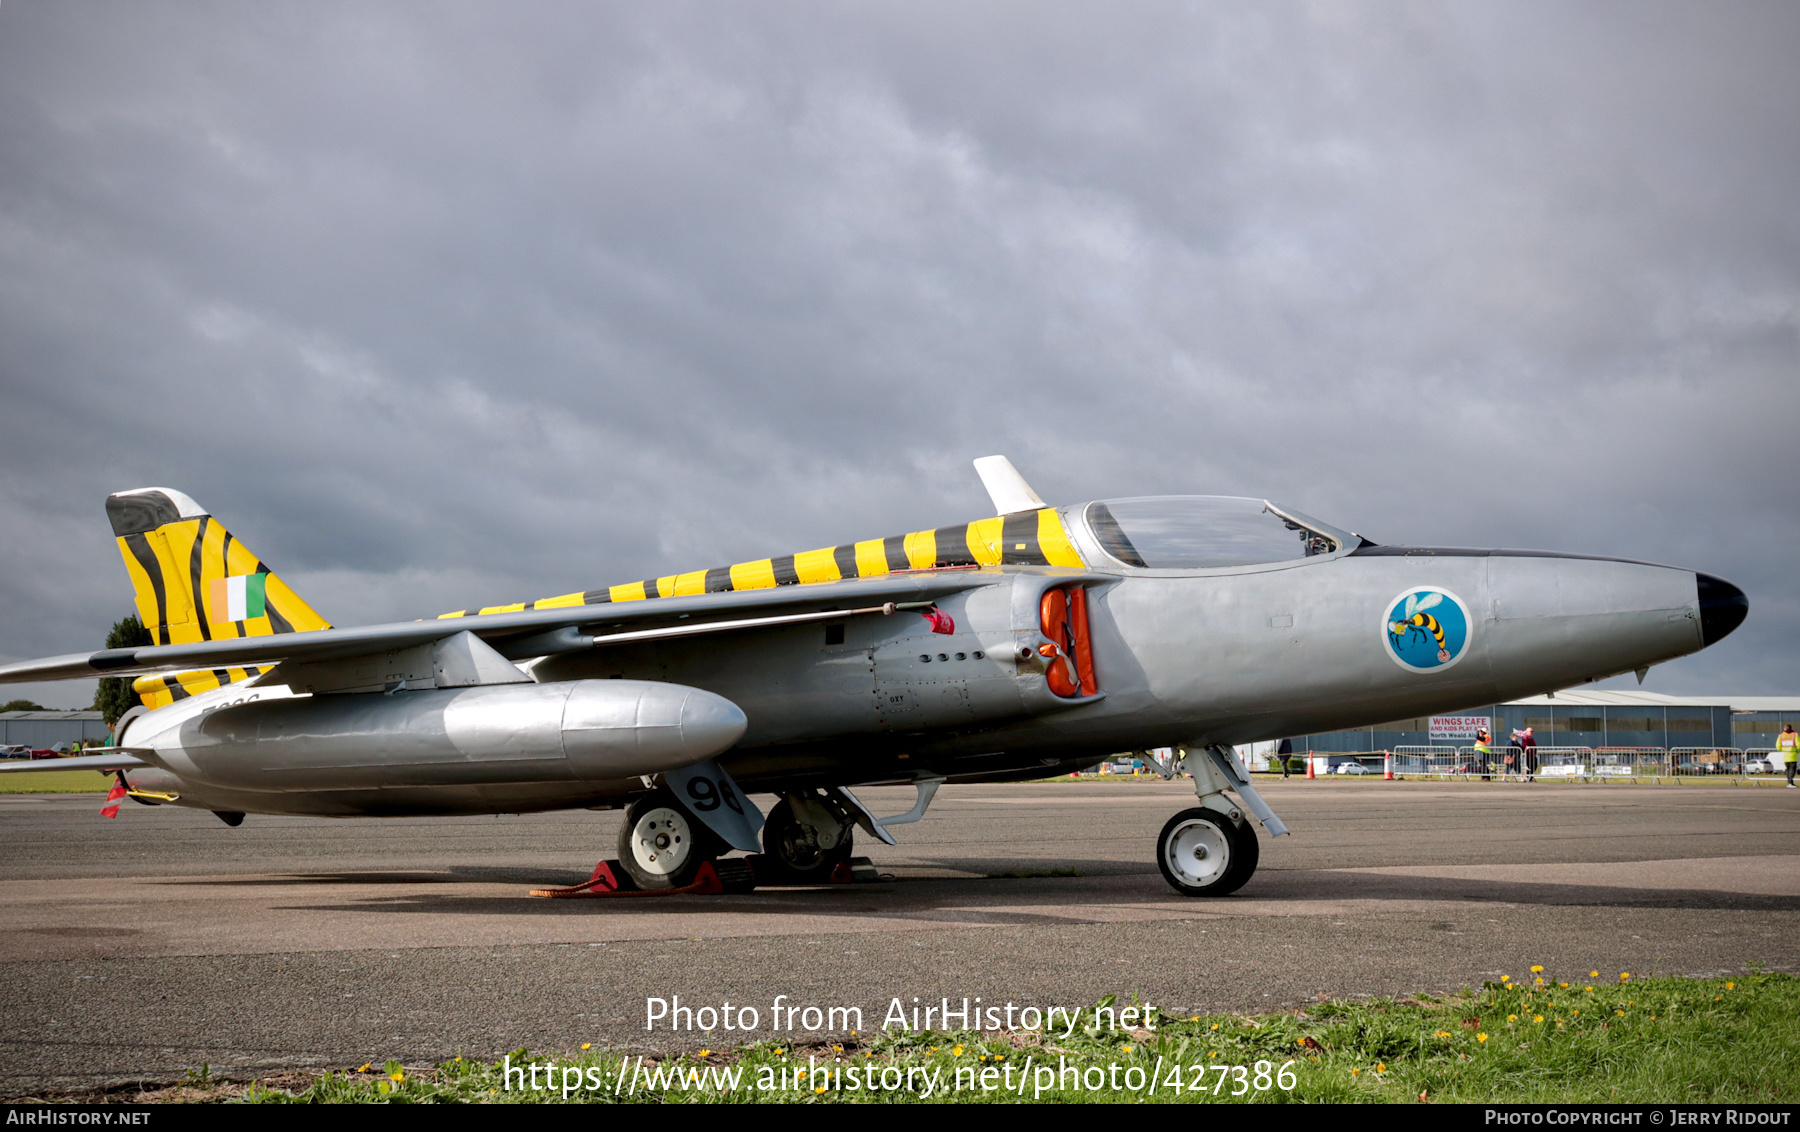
top-left (1082, 496), bottom-right (1345, 569)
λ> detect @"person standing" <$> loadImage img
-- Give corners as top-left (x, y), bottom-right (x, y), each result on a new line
top-left (1778, 724), bottom-right (1799, 788)
top-left (1518, 726), bottom-right (1539, 782)
top-left (1474, 728), bottom-right (1493, 781)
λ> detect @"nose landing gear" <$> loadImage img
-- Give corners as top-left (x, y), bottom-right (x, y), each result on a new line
top-left (1154, 744), bottom-right (1286, 897)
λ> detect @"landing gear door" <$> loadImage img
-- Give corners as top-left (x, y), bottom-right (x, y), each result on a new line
top-left (662, 759), bottom-right (764, 853)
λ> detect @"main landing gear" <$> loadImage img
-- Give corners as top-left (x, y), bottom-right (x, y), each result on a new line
top-left (1151, 744), bottom-right (1288, 897)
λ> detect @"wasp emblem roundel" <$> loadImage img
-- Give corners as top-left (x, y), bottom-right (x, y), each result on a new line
top-left (1382, 586), bottom-right (1472, 673)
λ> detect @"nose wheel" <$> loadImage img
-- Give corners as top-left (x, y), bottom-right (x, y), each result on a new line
top-left (1156, 807), bottom-right (1259, 897)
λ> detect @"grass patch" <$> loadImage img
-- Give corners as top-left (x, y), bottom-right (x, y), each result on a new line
top-left (0, 768), bottom-right (114, 793)
top-left (82, 972), bottom-right (1791, 1104)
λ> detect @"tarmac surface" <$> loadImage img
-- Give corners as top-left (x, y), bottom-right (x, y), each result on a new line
top-left (2, 777), bottom-right (1796, 1091)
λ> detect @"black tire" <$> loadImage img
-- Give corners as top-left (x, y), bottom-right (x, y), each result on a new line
top-left (617, 791), bottom-right (720, 890)
top-left (761, 796), bottom-right (854, 883)
top-left (1156, 807), bottom-right (1256, 897)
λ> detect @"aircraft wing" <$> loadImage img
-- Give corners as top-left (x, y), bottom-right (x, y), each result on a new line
top-left (0, 751), bottom-right (149, 773)
top-left (0, 572), bottom-right (998, 684)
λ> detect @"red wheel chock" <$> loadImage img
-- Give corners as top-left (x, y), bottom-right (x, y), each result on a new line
top-left (528, 855), bottom-right (880, 897)
top-left (530, 858), bottom-right (755, 898)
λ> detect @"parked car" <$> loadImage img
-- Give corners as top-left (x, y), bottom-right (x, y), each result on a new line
top-left (1334, 761), bottom-right (1376, 775)
top-left (1744, 756), bottom-right (1777, 775)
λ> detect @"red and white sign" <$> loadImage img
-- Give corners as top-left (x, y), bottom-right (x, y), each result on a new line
top-left (1429, 716), bottom-right (1491, 741)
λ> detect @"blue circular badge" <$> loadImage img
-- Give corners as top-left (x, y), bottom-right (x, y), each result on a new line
top-left (1382, 586), bottom-right (1472, 672)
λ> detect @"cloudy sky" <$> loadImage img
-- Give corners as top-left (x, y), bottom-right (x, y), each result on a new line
top-left (2, 1), bottom-right (1795, 707)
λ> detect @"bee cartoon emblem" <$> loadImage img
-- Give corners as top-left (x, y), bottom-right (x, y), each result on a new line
top-left (1381, 586), bottom-right (1471, 672)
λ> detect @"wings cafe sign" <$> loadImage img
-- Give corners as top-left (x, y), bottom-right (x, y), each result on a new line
top-left (1428, 716), bottom-right (1491, 742)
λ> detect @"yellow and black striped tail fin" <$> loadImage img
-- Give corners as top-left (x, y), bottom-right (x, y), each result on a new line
top-left (106, 488), bottom-right (331, 707)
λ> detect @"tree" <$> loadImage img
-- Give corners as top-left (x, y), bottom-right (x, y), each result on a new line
top-left (1, 699), bottom-right (46, 712)
top-left (93, 614), bottom-right (152, 725)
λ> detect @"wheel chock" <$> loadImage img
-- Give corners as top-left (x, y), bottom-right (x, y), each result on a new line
top-left (529, 858), bottom-right (757, 898)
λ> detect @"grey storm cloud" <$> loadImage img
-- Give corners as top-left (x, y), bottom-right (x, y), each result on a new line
top-left (1, 0), bottom-right (1795, 706)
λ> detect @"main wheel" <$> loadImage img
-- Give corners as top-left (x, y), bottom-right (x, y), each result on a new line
top-left (761, 795), bottom-right (853, 883)
top-left (1157, 807), bottom-right (1257, 897)
top-left (617, 792), bottom-right (720, 890)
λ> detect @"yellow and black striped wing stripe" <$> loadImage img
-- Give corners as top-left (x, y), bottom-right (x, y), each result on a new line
top-left (440, 508), bottom-right (1086, 618)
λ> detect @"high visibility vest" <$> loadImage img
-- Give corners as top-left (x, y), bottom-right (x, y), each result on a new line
top-left (1778, 731), bottom-right (1799, 761)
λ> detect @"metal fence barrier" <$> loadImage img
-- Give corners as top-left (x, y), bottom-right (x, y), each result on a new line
top-left (1741, 748), bottom-right (1786, 778)
top-left (1669, 747), bottom-right (1744, 776)
top-left (1391, 746), bottom-right (1461, 778)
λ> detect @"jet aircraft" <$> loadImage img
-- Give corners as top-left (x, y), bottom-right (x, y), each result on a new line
top-left (0, 458), bottom-right (1748, 896)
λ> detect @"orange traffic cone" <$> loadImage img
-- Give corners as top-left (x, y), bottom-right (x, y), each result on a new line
top-left (1384, 751), bottom-right (1395, 780)
top-left (1306, 752), bottom-right (1315, 779)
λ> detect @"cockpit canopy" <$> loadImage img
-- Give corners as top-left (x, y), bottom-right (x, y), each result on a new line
top-left (1083, 496), bottom-right (1351, 569)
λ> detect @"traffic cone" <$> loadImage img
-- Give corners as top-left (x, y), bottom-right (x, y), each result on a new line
top-left (1306, 751), bottom-right (1315, 779)
top-left (1384, 751), bottom-right (1394, 780)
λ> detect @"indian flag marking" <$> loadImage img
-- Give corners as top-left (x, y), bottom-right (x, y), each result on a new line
top-left (208, 574), bottom-right (267, 622)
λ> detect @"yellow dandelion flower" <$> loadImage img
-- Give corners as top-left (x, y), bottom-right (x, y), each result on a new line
top-left (389, 1070), bottom-right (404, 1082)
top-left (1533, 1015), bottom-right (1544, 1024)
top-left (815, 1086), bottom-right (826, 1094)
top-left (1508, 1014), bottom-right (1518, 1022)
top-left (358, 1064), bottom-right (371, 1073)
top-left (1586, 987), bottom-right (1595, 993)
top-left (1121, 1043), bottom-right (1133, 1053)
top-left (831, 1045), bottom-right (842, 1053)
top-left (1531, 966), bottom-right (1544, 973)
top-left (996, 1055), bottom-right (1005, 1062)
top-left (952, 1045), bottom-right (964, 1056)
top-left (864, 1051), bottom-right (871, 1058)
top-left (1726, 982), bottom-right (1735, 990)
top-left (1590, 971), bottom-right (1599, 978)
top-left (1620, 973), bottom-right (1631, 981)
top-left (1211, 1023), bottom-right (1220, 1030)
top-left (1616, 1010), bottom-right (1625, 1017)
top-left (699, 1050), bottom-right (710, 1058)
top-left (978, 1054), bottom-right (987, 1061)
top-left (1649, 1015), bottom-right (1656, 1021)
top-left (1477, 1033), bottom-right (1488, 1043)
top-left (1376, 1063), bottom-right (1386, 1073)
top-left (579, 1045), bottom-right (589, 1051)
top-left (1351, 1068), bottom-right (1360, 1077)
top-left (1559, 983), bottom-right (1569, 989)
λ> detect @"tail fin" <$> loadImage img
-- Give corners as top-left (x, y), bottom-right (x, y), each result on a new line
top-left (106, 487), bottom-right (331, 648)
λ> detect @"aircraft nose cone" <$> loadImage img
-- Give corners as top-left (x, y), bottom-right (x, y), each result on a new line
top-left (1696, 573), bottom-right (1748, 647)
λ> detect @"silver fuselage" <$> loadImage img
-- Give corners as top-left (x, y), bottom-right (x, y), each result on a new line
top-left (120, 537), bottom-right (1714, 817)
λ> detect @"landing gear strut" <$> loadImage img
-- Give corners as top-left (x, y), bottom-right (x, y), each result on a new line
top-left (1154, 744), bottom-right (1287, 897)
